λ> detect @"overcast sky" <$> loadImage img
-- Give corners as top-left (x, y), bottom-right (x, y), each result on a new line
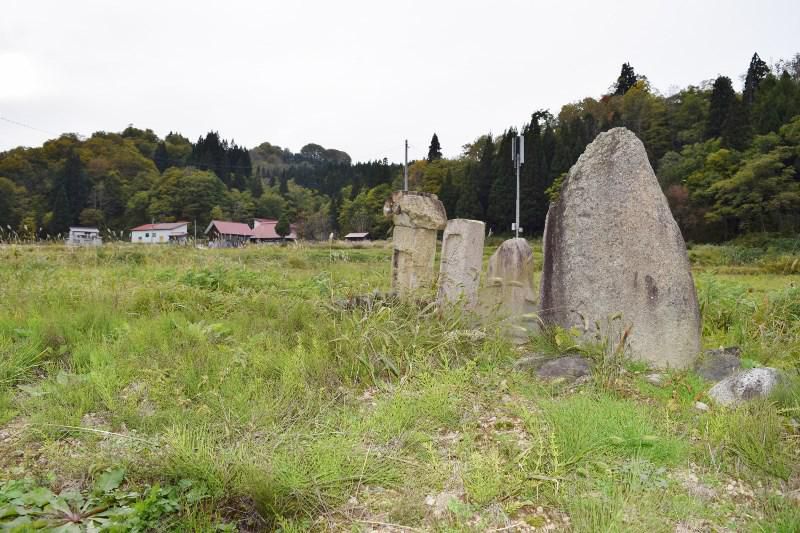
top-left (1, 0), bottom-right (798, 162)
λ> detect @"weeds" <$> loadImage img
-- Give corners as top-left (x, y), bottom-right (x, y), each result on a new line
top-left (0, 469), bottom-right (224, 531)
top-left (0, 241), bottom-right (797, 530)
top-left (706, 400), bottom-right (793, 479)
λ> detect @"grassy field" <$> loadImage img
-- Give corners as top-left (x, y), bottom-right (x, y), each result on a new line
top-left (0, 239), bottom-right (798, 532)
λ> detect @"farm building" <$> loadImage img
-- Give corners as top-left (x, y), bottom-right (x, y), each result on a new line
top-left (205, 220), bottom-right (253, 248)
top-left (251, 218), bottom-right (298, 243)
top-left (130, 222), bottom-right (189, 244)
top-left (66, 227), bottom-right (102, 246)
top-left (344, 232), bottom-right (370, 242)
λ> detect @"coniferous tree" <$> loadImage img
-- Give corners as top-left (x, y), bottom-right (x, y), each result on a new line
top-left (438, 169), bottom-right (459, 217)
top-left (279, 172), bottom-right (289, 196)
top-left (275, 213), bottom-right (290, 239)
top-left (614, 62), bottom-right (638, 96)
top-left (153, 141), bottom-right (169, 173)
top-left (329, 193), bottom-right (341, 233)
top-left (751, 71), bottom-right (800, 134)
top-left (427, 133), bottom-right (442, 162)
top-left (486, 131), bottom-right (517, 232)
top-left (706, 76), bottom-right (737, 139)
top-left (455, 165), bottom-right (483, 220)
top-left (249, 174), bottom-right (264, 198)
top-left (743, 52), bottom-right (770, 106)
top-left (49, 181), bottom-right (71, 235)
top-left (520, 112), bottom-right (552, 234)
top-left (721, 97), bottom-right (751, 150)
top-left (62, 149), bottom-right (89, 224)
top-left (475, 135), bottom-right (495, 217)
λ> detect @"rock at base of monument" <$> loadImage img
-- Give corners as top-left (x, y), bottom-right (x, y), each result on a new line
top-left (695, 347), bottom-right (742, 382)
top-left (514, 353), bottom-right (593, 383)
top-left (513, 352), bottom-right (551, 372)
top-left (645, 373), bottom-right (665, 386)
top-left (707, 367), bottom-right (782, 406)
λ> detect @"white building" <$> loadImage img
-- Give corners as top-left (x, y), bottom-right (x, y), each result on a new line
top-left (66, 227), bottom-right (102, 246)
top-left (130, 222), bottom-right (189, 244)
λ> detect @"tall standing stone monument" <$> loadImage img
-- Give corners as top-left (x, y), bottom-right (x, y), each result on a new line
top-left (437, 218), bottom-right (486, 308)
top-left (539, 127), bottom-right (701, 368)
top-left (383, 191), bottom-right (447, 295)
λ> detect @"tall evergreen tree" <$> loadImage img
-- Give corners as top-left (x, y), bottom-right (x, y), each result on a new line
top-left (329, 193), bottom-right (342, 233)
top-left (62, 149), bottom-right (88, 224)
top-left (751, 71), bottom-right (800, 134)
top-left (49, 181), bottom-right (72, 235)
top-left (486, 131), bottom-right (517, 232)
top-left (475, 135), bottom-right (495, 217)
top-left (743, 52), bottom-right (770, 106)
top-left (427, 133), bottom-right (442, 162)
top-left (519, 112), bottom-right (553, 234)
top-left (614, 62), bottom-right (638, 96)
top-left (249, 174), bottom-right (264, 198)
top-left (153, 141), bottom-right (169, 173)
top-left (279, 172), bottom-right (289, 196)
top-left (455, 165), bottom-right (483, 220)
top-left (438, 169), bottom-right (459, 216)
top-left (706, 76), bottom-right (737, 139)
top-left (275, 213), bottom-right (290, 239)
top-left (721, 97), bottom-right (751, 150)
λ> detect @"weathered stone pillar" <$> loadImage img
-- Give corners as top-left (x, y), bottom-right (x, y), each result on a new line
top-left (539, 127), bottom-right (701, 369)
top-left (383, 191), bottom-right (447, 295)
top-left (480, 238), bottom-right (537, 321)
top-left (437, 219), bottom-right (486, 308)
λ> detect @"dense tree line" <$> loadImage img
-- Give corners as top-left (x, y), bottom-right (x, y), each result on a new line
top-left (1, 52), bottom-right (799, 242)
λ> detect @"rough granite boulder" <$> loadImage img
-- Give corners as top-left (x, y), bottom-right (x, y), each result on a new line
top-left (708, 368), bottom-right (782, 406)
top-left (539, 127), bottom-right (701, 369)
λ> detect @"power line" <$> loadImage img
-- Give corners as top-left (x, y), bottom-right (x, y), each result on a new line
top-left (0, 114), bottom-right (58, 136)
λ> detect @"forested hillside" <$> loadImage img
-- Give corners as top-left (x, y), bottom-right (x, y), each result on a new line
top-left (1, 52), bottom-right (799, 242)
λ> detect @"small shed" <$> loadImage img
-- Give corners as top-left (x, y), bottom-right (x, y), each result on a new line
top-left (204, 220), bottom-right (253, 248)
top-left (66, 227), bottom-right (102, 246)
top-left (344, 232), bottom-right (370, 242)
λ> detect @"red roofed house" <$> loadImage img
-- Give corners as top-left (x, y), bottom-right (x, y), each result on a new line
top-left (130, 222), bottom-right (189, 244)
top-left (205, 220), bottom-right (253, 248)
top-left (250, 218), bottom-right (298, 243)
